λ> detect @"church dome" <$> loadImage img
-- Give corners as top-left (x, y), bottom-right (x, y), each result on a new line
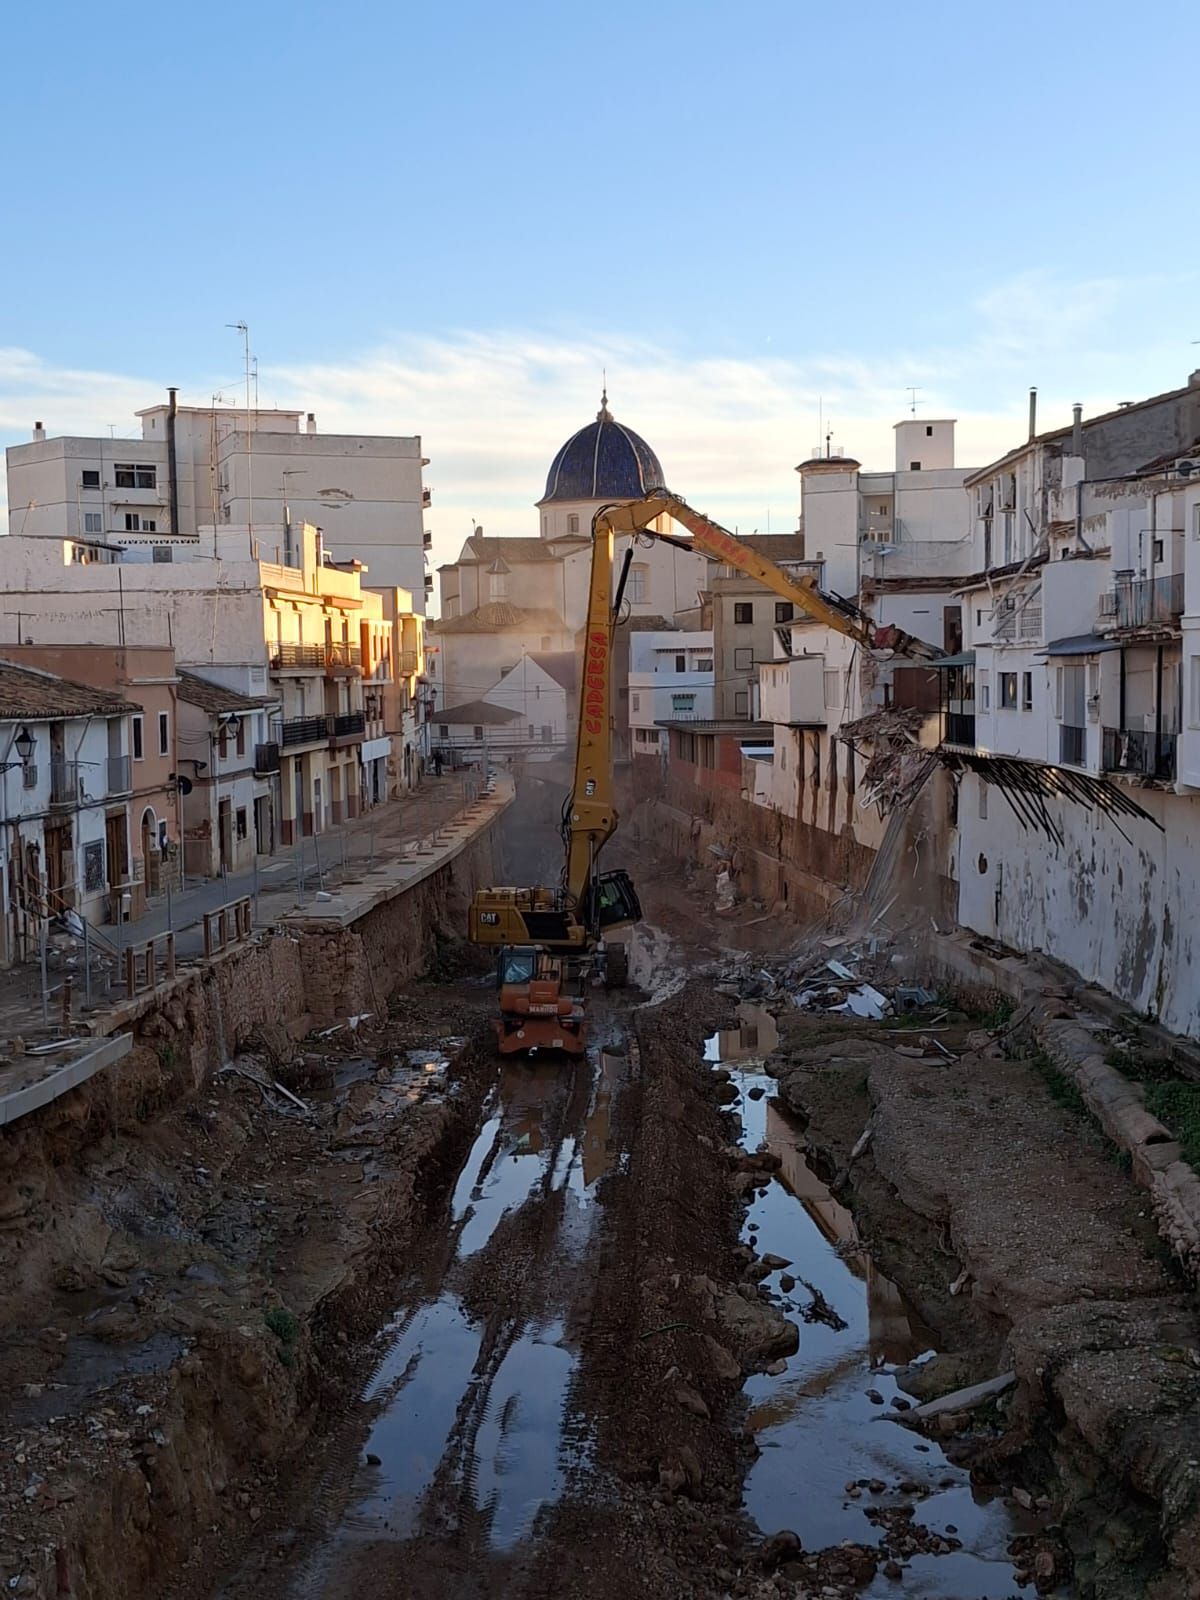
top-left (539, 392), bottom-right (664, 505)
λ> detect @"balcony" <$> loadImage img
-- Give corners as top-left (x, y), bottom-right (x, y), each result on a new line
top-left (1101, 573), bottom-right (1184, 632)
top-left (1102, 726), bottom-right (1177, 781)
top-left (422, 488), bottom-right (432, 508)
top-left (281, 716), bottom-right (328, 749)
top-left (49, 759), bottom-right (81, 806)
top-left (860, 512), bottom-right (894, 543)
top-left (423, 529), bottom-right (433, 549)
top-left (1058, 724), bottom-right (1087, 767)
top-left (325, 642), bottom-right (362, 674)
top-left (107, 754), bottom-right (132, 795)
top-left (399, 648), bottom-right (419, 675)
top-left (272, 643), bottom-right (325, 672)
top-left (943, 712), bottom-right (976, 747)
top-left (993, 598), bottom-right (1043, 644)
top-left (330, 711), bottom-right (366, 747)
top-left (254, 741), bottom-right (281, 775)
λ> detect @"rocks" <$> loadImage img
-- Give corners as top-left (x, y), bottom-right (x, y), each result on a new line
top-left (713, 1286), bottom-right (799, 1363)
top-left (759, 1253), bottom-right (791, 1271)
top-left (701, 1334), bottom-right (742, 1382)
top-left (672, 1383), bottom-right (710, 1420)
top-left (758, 1529), bottom-right (802, 1567)
top-left (779, 1273), bottom-right (796, 1294)
top-left (747, 1086), bottom-right (766, 1101)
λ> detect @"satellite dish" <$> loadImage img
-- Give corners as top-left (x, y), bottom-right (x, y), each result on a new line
top-left (1177, 459), bottom-right (1197, 477)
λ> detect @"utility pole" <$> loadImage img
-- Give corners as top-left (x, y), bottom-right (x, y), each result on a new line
top-left (227, 322), bottom-right (253, 539)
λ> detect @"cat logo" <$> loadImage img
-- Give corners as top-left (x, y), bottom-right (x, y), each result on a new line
top-left (478, 911), bottom-right (500, 926)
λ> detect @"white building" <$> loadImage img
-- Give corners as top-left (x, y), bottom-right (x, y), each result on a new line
top-left (175, 671), bottom-right (282, 872)
top-left (7, 394), bottom-right (430, 607)
top-left (943, 373), bottom-right (1200, 1034)
top-left (628, 630), bottom-right (714, 757)
top-left (0, 663), bottom-right (138, 961)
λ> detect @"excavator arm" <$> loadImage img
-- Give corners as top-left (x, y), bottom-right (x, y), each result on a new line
top-left (471, 482), bottom-right (940, 954)
top-left (560, 486), bottom-right (941, 908)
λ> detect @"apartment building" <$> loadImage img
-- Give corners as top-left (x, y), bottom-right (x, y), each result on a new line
top-left (628, 631), bottom-right (714, 758)
top-left (175, 672), bottom-right (282, 873)
top-left (7, 395), bottom-right (431, 607)
top-left (940, 373), bottom-right (1200, 1033)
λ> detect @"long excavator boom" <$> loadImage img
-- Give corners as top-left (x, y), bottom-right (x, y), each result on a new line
top-left (471, 482), bottom-right (941, 958)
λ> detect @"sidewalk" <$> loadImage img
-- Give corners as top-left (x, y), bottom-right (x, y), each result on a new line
top-left (0, 776), bottom-right (486, 1044)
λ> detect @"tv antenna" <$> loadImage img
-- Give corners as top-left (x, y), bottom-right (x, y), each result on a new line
top-left (906, 386), bottom-right (922, 416)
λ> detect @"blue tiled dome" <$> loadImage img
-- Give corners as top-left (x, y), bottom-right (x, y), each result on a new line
top-left (540, 394), bottom-right (664, 505)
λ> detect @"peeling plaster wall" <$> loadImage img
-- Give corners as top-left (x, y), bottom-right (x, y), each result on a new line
top-left (957, 772), bottom-right (1200, 1034)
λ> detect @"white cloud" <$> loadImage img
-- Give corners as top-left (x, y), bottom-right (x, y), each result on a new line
top-left (1, 275), bottom-right (1188, 588)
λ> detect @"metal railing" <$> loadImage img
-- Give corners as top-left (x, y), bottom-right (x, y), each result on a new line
top-left (107, 754), bottom-right (132, 794)
top-left (331, 710), bottom-right (366, 738)
top-left (1059, 724), bottom-right (1087, 767)
top-left (399, 649), bottom-right (419, 675)
top-left (281, 715), bottom-right (328, 748)
top-left (1102, 726), bottom-right (1177, 780)
top-left (49, 759), bottom-right (81, 805)
top-left (325, 642), bottom-right (362, 671)
top-left (272, 642), bottom-right (325, 671)
top-left (943, 712), bottom-right (976, 747)
top-left (254, 741), bottom-right (281, 774)
top-left (1103, 573), bottom-right (1184, 631)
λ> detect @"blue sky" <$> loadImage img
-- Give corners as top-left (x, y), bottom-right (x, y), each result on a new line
top-left (2, 0), bottom-right (1197, 560)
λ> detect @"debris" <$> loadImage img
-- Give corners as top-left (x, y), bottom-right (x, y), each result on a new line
top-left (837, 984), bottom-right (891, 1020)
top-left (887, 1370), bottom-right (1016, 1422)
top-left (948, 1269), bottom-right (971, 1297)
top-left (826, 959), bottom-right (856, 981)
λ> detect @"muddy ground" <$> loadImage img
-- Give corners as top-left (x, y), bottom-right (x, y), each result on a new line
top-left (2, 841), bottom-right (1200, 1600)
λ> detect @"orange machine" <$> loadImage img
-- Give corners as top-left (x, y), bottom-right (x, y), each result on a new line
top-left (493, 946), bottom-right (587, 1056)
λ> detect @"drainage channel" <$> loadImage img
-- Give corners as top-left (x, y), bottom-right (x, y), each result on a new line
top-left (711, 1005), bottom-right (1060, 1599)
top-left (286, 1046), bottom-right (623, 1598)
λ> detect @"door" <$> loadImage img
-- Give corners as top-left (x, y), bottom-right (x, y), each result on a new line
top-left (218, 799), bottom-right (233, 872)
top-left (105, 812), bottom-right (128, 916)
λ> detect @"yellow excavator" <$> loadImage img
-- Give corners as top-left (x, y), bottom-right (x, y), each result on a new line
top-left (469, 486), bottom-right (940, 1052)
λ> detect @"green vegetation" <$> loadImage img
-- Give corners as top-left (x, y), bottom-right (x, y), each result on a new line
top-left (1144, 1082), bottom-right (1200, 1171)
top-left (265, 1307), bottom-right (301, 1365)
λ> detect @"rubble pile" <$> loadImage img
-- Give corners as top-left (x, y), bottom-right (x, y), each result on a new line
top-left (713, 935), bottom-right (939, 1025)
top-left (837, 706), bottom-right (937, 815)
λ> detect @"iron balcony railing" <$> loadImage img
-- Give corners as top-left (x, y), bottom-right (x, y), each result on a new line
top-left (107, 754), bottom-right (132, 794)
top-left (943, 712), bottom-right (976, 747)
top-left (49, 759), bottom-right (81, 805)
top-left (1059, 724), bottom-right (1087, 767)
top-left (331, 711), bottom-right (366, 739)
top-left (1102, 573), bottom-right (1184, 631)
top-left (281, 716), bottom-right (328, 748)
top-left (254, 741), bottom-right (281, 774)
top-left (325, 642), bottom-right (362, 671)
top-left (1102, 726), bottom-right (1177, 781)
top-left (272, 642), bottom-right (325, 671)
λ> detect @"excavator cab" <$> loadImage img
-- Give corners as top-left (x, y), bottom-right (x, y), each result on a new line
top-left (582, 868), bottom-right (642, 933)
top-left (494, 944), bottom-right (587, 1057)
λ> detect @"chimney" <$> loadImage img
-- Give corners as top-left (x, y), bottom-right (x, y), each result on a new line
top-left (1071, 403), bottom-right (1083, 458)
top-left (1027, 387), bottom-right (1037, 442)
top-left (32, 421), bottom-right (45, 441)
top-left (306, 412), bottom-right (317, 435)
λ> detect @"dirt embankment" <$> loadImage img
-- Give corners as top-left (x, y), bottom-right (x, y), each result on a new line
top-left (0, 980), bottom-right (496, 1600)
top-left (770, 1011), bottom-right (1200, 1600)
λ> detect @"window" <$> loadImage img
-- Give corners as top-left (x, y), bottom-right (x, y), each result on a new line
top-left (734, 646), bottom-right (754, 670)
top-left (152, 545), bottom-right (172, 562)
top-left (218, 725), bottom-right (228, 759)
top-left (473, 725), bottom-right (484, 739)
top-left (671, 693), bottom-right (695, 713)
top-left (979, 784), bottom-right (988, 820)
top-left (114, 463), bottom-right (156, 489)
top-left (627, 565), bottom-right (648, 604)
top-left (775, 602), bottom-right (794, 624)
top-left (1152, 537), bottom-right (1164, 564)
top-left (567, 514), bottom-right (580, 533)
top-left (631, 693), bottom-right (640, 712)
top-left (84, 512), bottom-right (102, 534)
top-left (124, 513), bottom-right (158, 533)
top-left (699, 735), bottom-right (715, 769)
top-left (734, 690), bottom-right (749, 715)
top-left (823, 670), bottom-right (842, 709)
top-left (158, 711), bottom-right (169, 755)
top-left (236, 718), bottom-right (245, 757)
top-left (696, 657), bottom-right (713, 672)
top-left (541, 724), bottom-right (551, 741)
top-left (999, 672), bottom-right (1018, 709)
top-left (528, 723), bottom-right (536, 740)
top-left (909, 460), bottom-right (921, 471)
top-left (81, 470), bottom-right (100, 489)
top-left (132, 715), bottom-right (144, 760)
top-left (439, 723), bottom-right (448, 738)
top-left (925, 425), bottom-right (933, 437)
top-left (675, 654), bottom-right (686, 673)
top-left (734, 602), bottom-right (754, 624)
top-left (1022, 671), bottom-right (1033, 711)
top-left (236, 807), bottom-right (247, 840)
top-left (979, 669), bottom-right (990, 711)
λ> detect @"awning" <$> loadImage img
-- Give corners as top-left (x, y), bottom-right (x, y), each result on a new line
top-left (740, 744), bottom-right (774, 760)
top-left (1045, 634), bottom-right (1120, 656)
top-left (931, 650), bottom-right (976, 669)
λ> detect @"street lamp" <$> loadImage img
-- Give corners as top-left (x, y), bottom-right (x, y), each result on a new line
top-left (13, 726), bottom-right (34, 765)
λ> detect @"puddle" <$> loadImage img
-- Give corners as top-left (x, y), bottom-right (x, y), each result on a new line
top-left (711, 1005), bottom-right (1041, 1595)
top-left (310, 1047), bottom-right (621, 1577)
